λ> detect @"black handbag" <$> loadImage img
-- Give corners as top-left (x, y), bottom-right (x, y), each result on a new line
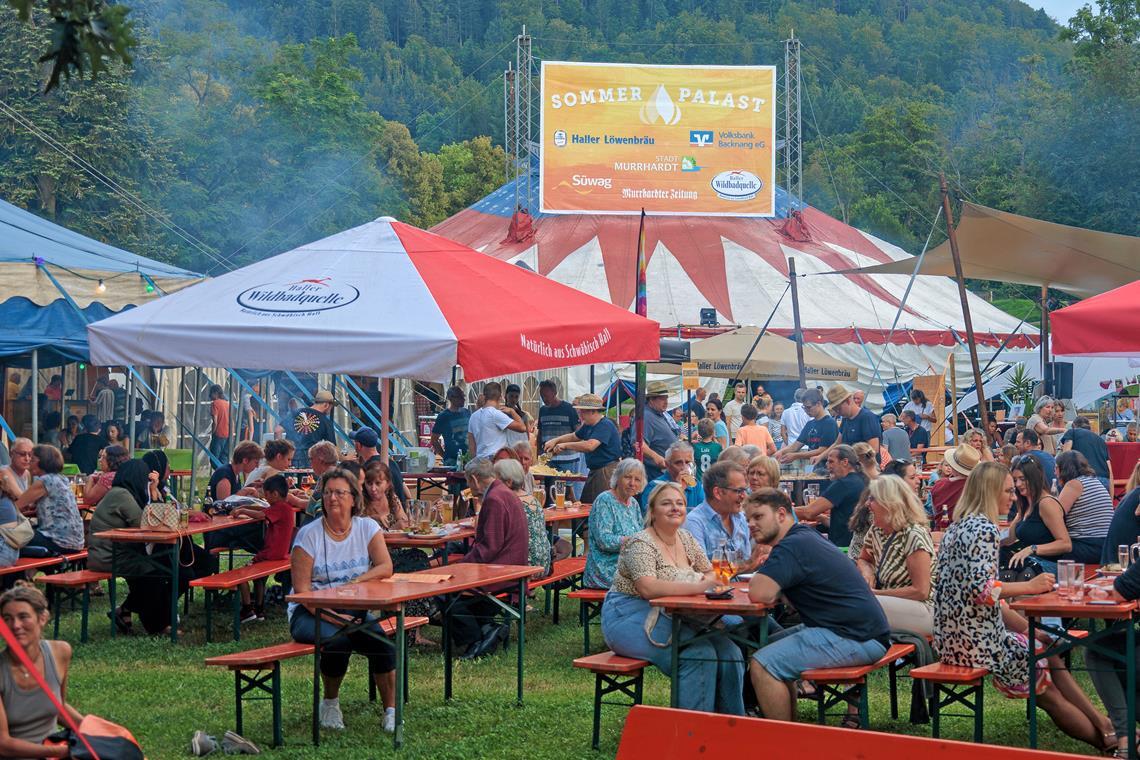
top-left (999, 556), bottom-right (1046, 583)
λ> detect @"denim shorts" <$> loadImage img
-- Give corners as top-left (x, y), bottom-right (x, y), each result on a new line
top-left (752, 624), bottom-right (887, 681)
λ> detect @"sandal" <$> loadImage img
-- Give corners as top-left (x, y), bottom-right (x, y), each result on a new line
top-left (795, 680), bottom-right (817, 698)
top-left (840, 713), bottom-right (862, 730)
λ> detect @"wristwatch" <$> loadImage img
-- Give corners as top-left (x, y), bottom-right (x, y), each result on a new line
top-left (1030, 544), bottom-right (1038, 555)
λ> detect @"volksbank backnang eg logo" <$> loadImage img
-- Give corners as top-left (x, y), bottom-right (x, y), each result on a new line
top-left (237, 277), bottom-right (360, 314)
top-left (690, 130), bottom-right (713, 147)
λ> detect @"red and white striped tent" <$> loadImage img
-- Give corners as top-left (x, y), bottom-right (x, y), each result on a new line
top-left (434, 161), bottom-right (1036, 390)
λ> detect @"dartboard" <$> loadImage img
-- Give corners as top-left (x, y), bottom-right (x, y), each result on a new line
top-left (294, 411), bottom-right (321, 435)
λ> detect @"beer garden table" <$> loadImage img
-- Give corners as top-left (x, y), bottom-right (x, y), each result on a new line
top-left (95, 514), bottom-right (259, 643)
top-left (649, 582), bottom-right (773, 708)
top-left (1010, 583), bottom-right (1138, 759)
top-left (544, 502), bottom-right (591, 556)
top-left (287, 562), bottom-right (543, 749)
top-left (383, 525), bottom-right (476, 564)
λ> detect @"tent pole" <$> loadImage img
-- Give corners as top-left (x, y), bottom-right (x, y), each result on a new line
top-left (634, 210), bottom-right (648, 463)
top-left (30, 350), bottom-right (38, 444)
top-left (189, 370), bottom-right (200, 506)
top-left (589, 365), bottom-right (595, 394)
top-left (941, 174), bottom-right (989, 434)
top-left (1040, 284), bottom-right (1052, 395)
top-left (127, 366), bottom-right (137, 452)
top-left (788, 258), bottom-right (807, 387)
top-left (380, 377), bottom-right (391, 465)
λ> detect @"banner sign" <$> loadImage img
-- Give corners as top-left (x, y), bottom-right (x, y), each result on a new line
top-left (540, 61), bottom-right (776, 216)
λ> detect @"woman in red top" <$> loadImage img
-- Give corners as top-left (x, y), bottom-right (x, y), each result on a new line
top-left (232, 474), bottom-right (295, 622)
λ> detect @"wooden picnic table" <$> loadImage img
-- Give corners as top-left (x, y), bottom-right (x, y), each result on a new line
top-left (544, 502), bottom-right (591, 556)
top-left (649, 582), bottom-right (773, 708)
top-left (383, 525), bottom-right (475, 564)
top-left (1011, 586), bottom-right (1138, 758)
top-left (95, 515), bottom-right (258, 643)
top-left (287, 562), bottom-right (543, 749)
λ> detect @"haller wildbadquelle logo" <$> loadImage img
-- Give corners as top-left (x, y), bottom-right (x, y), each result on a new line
top-left (236, 277), bottom-right (360, 315)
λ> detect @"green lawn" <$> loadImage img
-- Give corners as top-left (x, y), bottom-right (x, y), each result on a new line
top-left (53, 582), bottom-right (1106, 758)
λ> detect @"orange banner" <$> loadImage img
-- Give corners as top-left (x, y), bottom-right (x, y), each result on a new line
top-left (540, 61), bottom-right (776, 216)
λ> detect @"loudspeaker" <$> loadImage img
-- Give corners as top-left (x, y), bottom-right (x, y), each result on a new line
top-left (699, 308), bottom-right (718, 327)
top-left (1046, 361), bottom-right (1074, 399)
top-left (659, 338), bottom-right (690, 364)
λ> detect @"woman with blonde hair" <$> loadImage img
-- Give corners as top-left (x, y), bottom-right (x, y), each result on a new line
top-left (852, 442), bottom-right (880, 481)
top-left (965, 427), bottom-right (996, 462)
top-left (746, 455), bottom-right (780, 492)
top-left (600, 481), bottom-right (744, 716)
top-left (934, 462), bottom-right (1114, 752)
top-left (856, 475), bottom-right (936, 636)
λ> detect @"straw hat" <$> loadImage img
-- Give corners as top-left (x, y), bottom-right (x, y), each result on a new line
top-left (943, 443), bottom-right (980, 477)
top-left (825, 384), bottom-right (853, 409)
top-left (313, 389), bottom-right (337, 406)
top-left (572, 393), bottom-right (605, 410)
top-left (646, 380), bottom-right (670, 398)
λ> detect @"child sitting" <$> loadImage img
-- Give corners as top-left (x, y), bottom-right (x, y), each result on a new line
top-left (231, 474), bottom-right (295, 622)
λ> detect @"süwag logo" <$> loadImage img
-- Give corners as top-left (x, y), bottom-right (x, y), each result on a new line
top-left (237, 277), bottom-right (360, 314)
top-left (711, 170), bottom-right (763, 201)
top-left (689, 130), bottom-right (713, 147)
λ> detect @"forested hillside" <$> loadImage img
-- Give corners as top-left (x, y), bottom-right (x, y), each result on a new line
top-left (0, 0), bottom-right (1136, 277)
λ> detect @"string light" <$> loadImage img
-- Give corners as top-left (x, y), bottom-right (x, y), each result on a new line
top-left (78, 363), bottom-right (86, 370)
top-left (96, 278), bottom-right (106, 294)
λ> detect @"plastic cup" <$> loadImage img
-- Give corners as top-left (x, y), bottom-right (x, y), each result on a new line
top-left (1057, 560), bottom-right (1074, 598)
top-left (1070, 563), bottom-right (1085, 600)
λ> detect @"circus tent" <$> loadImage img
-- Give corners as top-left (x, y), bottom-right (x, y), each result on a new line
top-left (432, 158), bottom-right (1036, 392)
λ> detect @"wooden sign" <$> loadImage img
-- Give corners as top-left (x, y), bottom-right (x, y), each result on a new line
top-left (681, 362), bottom-right (700, 391)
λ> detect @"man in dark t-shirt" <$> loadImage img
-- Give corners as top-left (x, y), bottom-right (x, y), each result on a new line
top-left (67, 415), bottom-right (107, 475)
top-left (775, 388), bottom-right (837, 473)
top-left (829, 385), bottom-right (880, 451)
top-left (794, 445), bottom-right (867, 548)
top-left (544, 394), bottom-right (620, 504)
top-left (746, 487), bottom-right (890, 722)
top-left (431, 386), bottom-right (471, 467)
top-left (537, 380), bottom-right (580, 467)
top-left (292, 389), bottom-right (337, 467)
top-left (1060, 417), bottom-right (1110, 484)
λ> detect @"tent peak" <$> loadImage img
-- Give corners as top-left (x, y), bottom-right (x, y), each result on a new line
top-left (374, 216), bottom-right (399, 223)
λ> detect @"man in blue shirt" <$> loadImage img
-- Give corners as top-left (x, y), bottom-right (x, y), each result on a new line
top-left (538, 379), bottom-right (582, 493)
top-left (1060, 417), bottom-right (1110, 488)
top-left (684, 461), bottom-right (751, 561)
top-left (642, 381), bottom-right (678, 482)
top-left (431, 386), bottom-right (471, 467)
top-left (544, 393), bottom-right (621, 504)
top-left (1016, 428), bottom-right (1057, 488)
top-left (746, 488), bottom-right (890, 722)
top-left (829, 385), bottom-right (880, 452)
top-left (775, 388), bottom-right (838, 472)
top-left (641, 441), bottom-right (705, 512)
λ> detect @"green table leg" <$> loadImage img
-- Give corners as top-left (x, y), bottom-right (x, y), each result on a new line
top-left (517, 577), bottom-right (527, 706)
top-left (393, 607), bottom-right (406, 749)
top-left (669, 614), bottom-right (682, 708)
top-left (1028, 615), bottom-right (1037, 747)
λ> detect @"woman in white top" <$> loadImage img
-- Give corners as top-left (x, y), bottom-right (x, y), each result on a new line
top-left (1027, 397), bottom-right (1067, 456)
top-left (289, 467), bottom-right (397, 733)
top-left (902, 389), bottom-right (936, 433)
top-left (1055, 450), bottom-right (1113, 565)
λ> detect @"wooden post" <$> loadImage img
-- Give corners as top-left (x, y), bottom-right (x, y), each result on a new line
top-left (940, 174), bottom-right (989, 434)
top-left (1040, 284), bottom-right (1051, 395)
top-left (788, 258), bottom-right (807, 388)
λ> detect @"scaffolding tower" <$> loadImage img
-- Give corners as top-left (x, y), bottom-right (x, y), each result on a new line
top-left (502, 27), bottom-right (536, 212)
top-left (782, 32), bottom-right (803, 209)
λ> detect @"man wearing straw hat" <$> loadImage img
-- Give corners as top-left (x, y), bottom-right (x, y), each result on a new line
top-left (642, 380), bottom-right (678, 482)
top-left (544, 393), bottom-right (622, 504)
top-left (930, 443), bottom-right (980, 529)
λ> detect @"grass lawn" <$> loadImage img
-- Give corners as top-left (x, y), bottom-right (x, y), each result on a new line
top-left (51, 579), bottom-right (1108, 759)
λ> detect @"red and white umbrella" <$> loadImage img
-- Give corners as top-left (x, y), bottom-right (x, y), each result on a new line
top-left (87, 217), bottom-right (660, 381)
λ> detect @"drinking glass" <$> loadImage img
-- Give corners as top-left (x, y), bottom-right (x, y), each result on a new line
top-left (1056, 560), bottom-right (1074, 599)
top-left (804, 483), bottom-right (820, 502)
top-left (533, 486), bottom-right (547, 508)
top-left (416, 501), bottom-right (432, 533)
top-left (1069, 563), bottom-right (1086, 601)
top-left (440, 498), bottom-right (454, 524)
top-left (1119, 545), bottom-right (1131, 570)
top-left (712, 543), bottom-right (732, 585)
top-left (681, 466), bottom-right (697, 489)
top-left (551, 482), bottom-right (567, 509)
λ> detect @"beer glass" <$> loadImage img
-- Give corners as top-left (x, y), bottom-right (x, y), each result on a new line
top-left (1057, 560), bottom-right (1074, 599)
top-left (551, 481), bottom-right (567, 509)
top-left (1069, 563), bottom-right (1086, 601)
top-left (680, 466), bottom-right (697, 489)
top-left (1119, 545), bottom-right (1131, 570)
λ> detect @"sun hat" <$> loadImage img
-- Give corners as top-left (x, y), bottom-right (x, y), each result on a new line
top-left (313, 389), bottom-right (337, 406)
top-left (646, 380), bottom-right (670, 398)
top-left (825, 384), bottom-right (853, 409)
top-left (943, 443), bottom-right (981, 477)
top-left (572, 393), bottom-right (605, 410)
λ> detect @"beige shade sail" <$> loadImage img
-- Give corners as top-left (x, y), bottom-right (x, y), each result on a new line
top-left (845, 203), bottom-right (1140, 298)
top-left (648, 326), bottom-right (858, 382)
top-left (1, 262), bottom-right (202, 309)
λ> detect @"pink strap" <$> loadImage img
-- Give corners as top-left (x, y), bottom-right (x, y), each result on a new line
top-left (0, 616), bottom-right (100, 759)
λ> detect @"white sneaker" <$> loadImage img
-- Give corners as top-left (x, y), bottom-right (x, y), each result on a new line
top-left (382, 708), bottom-right (396, 733)
top-left (319, 700), bottom-right (345, 730)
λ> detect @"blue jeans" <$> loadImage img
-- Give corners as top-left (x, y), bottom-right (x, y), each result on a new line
top-left (753, 624), bottom-right (887, 681)
top-left (289, 607), bottom-right (394, 678)
top-left (601, 591), bottom-right (744, 715)
top-left (209, 435), bottom-right (229, 465)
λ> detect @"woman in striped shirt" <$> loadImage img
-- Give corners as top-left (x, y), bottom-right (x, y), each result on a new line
top-left (1055, 450), bottom-right (1113, 564)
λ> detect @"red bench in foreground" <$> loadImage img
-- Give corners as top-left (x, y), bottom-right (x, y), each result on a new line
top-left (800, 642), bottom-right (916, 727)
top-left (616, 705), bottom-right (1091, 759)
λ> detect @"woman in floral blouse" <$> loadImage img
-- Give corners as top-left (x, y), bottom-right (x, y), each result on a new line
top-left (583, 459), bottom-right (646, 589)
top-left (934, 462), bottom-right (1115, 752)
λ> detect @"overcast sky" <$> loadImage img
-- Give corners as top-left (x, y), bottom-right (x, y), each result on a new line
top-left (1033, 0), bottom-right (1088, 23)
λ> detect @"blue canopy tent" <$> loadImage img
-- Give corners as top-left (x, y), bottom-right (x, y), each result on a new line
top-left (0, 197), bottom-right (203, 365)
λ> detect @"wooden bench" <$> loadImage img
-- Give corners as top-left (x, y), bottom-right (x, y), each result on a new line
top-left (37, 570), bottom-right (112, 643)
top-left (910, 663), bottom-right (989, 741)
top-left (0, 555), bottom-right (66, 578)
top-left (204, 616), bottom-right (429, 747)
top-left (574, 651), bottom-right (649, 750)
top-left (527, 556), bottom-right (585, 624)
top-left (800, 642), bottom-right (916, 728)
top-left (615, 704), bottom-right (1092, 759)
top-left (190, 559), bottom-right (292, 642)
top-left (567, 587), bottom-right (606, 655)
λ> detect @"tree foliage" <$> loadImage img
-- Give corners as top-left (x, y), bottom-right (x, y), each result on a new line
top-left (7, 0), bottom-right (136, 91)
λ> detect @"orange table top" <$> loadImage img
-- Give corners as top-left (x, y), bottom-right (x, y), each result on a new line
top-left (94, 515), bottom-right (256, 544)
top-left (544, 503), bottom-right (591, 524)
top-left (650, 583), bottom-right (773, 616)
top-left (287, 563), bottom-right (543, 610)
top-left (1010, 589), bottom-right (1137, 620)
top-left (383, 526), bottom-right (475, 548)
